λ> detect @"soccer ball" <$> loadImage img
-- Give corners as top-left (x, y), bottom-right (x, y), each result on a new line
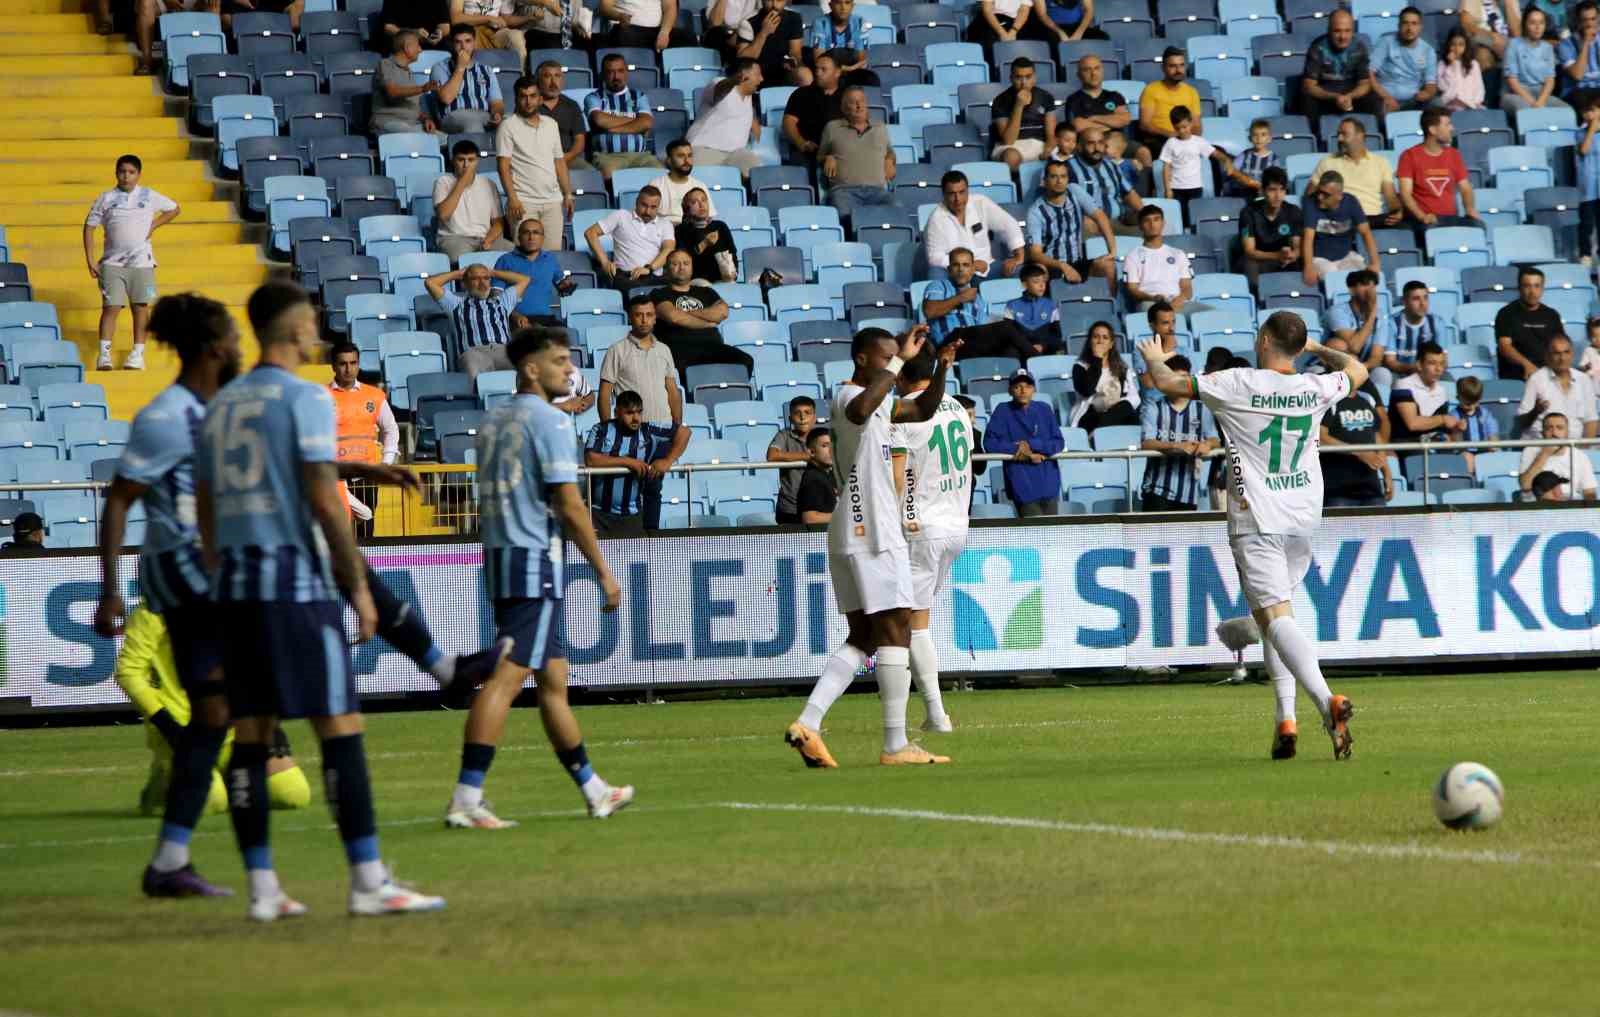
top-left (1432, 762), bottom-right (1504, 831)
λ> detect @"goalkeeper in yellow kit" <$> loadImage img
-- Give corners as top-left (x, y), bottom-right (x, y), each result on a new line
top-left (114, 605), bottom-right (311, 815)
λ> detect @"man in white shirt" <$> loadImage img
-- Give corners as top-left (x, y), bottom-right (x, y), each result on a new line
top-left (433, 141), bottom-right (515, 264)
top-left (646, 139), bottom-right (718, 224)
top-left (601, 0), bottom-right (687, 51)
top-left (83, 155), bottom-right (181, 371)
top-left (584, 186), bottom-right (676, 288)
top-left (496, 75), bottom-right (576, 251)
top-left (684, 58), bottom-right (766, 179)
top-left (924, 170), bottom-right (1026, 277)
top-left (1516, 334), bottom-right (1599, 438)
top-left (1520, 412), bottom-right (1597, 500)
top-left (1122, 205), bottom-right (1196, 311)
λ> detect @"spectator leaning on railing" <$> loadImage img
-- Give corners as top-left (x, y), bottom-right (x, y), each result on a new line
top-left (583, 388), bottom-right (690, 536)
top-left (769, 395), bottom-right (817, 524)
top-left (1388, 340), bottom-right (1458, 455)
top-left (1318, 336), bottom-right (1394, 508)
top-left (0, 513), bottom-right (46, 557)
top-left (982, 368), bottom-right (1064, 517)
top-left (794, 429), bottom-right (837, 524)
top-left (1520, 412), bottom-right (1598, 500)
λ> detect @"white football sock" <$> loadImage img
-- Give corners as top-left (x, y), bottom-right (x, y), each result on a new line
top-left (248, 868), bottom-right (281, 900)
top-left (1265, 616), bottom-right (1331, 722)
top-left (151, 838), bottom-right (189, 872)
top-left (450, 783), bottom-right (483, 812)
top-left (428, 654), bottom-right (459, 684)
top-left (876, 645), bottom-right (912, 754)
top-left (909, 628), bottom-right (947, 722)
top-left (579, 772), bottom-right (607, 806)
top-left (797, 643), bottom-right (868, 731)
top-left (1262, 637), bottom-right (1296, 724)
top-left (351, 860), bottom-right (385, 893)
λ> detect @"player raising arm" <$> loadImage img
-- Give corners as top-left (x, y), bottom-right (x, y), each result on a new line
top-left (444, 326), bottom-right (631, 830)
top-left (1139, 313), bottom-right (1365, 762)
top-left (785, 326), bottom-right (962, 768)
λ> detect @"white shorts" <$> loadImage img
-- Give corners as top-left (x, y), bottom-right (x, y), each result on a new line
top-left (992, 138), bottom-right (1048, 161)
top-left (1229, 533), bottom-right (1312, 611)
top-left (908, 536), bottom-right (965, 611)
top-left (830, 549), bottom-right (915, 616)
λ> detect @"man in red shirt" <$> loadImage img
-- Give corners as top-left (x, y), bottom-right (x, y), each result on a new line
top-left (1396, 107), bottom-right (1481, 242)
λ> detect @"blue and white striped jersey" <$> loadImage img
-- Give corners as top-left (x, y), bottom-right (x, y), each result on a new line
top-left (477, 393), bottom-right (579, 601)
top-left (115, 383), bottom-right (210, 612)
top-left (431, 57), bottom-right (503, 115)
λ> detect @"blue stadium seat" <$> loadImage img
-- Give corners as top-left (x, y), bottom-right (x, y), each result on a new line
top-left (711, 282), bottom-right (768, 322)
top-left (778, 206), bottom-right (846, 273)
top-left (386, 252), bottom-right (451, 305)
top-left (39, 383), bottom-right (109, 429)
top-left (0, 422), bottom-right (62, 463)
top-left (345, 294), bottom-right (415, 365)
top-left (159, 11), bottom-right (227, 90)
top-left (266, 176), bottom-right (333, 257)
top-left (562, 289), bottom-right (627, 331)
top-left (256, 52), bottom-right (322, 120)
top-left (768, 285), bottom-right (834, 328)
top-left (357, 214), bottom-right (426, 271)
top-left (890, 84), bottom-right (959, 135)
top-left (381, 338), bottom-right (449, 411)
top-left (1490, 225), bottom-right (1556, 266)
top-left (188, 53), bottom-right (253, 132)
top-left (10, 340), bottom-right (82, 388)
top-left (1392, 266), bottom-right (1462, 319)
top-left (707, 473), bottom-right (779, 517)
top-left (1190, 274), bottom-right (1255, 317)
top-left (1425, 226), bottom-right (1490, 270)
top-left (719, 206), bottom-right (777, 251)
top-left (0, 304), bottom-right (62, 355)
top-left (899, 3), bottom-right (962, 47)
top-left (926, 42), bottom-right (990, 87)
top-left (752, 362), bottom-right (823, 403)
top-left (1064, 459), bottom-right (1129, 504)
top-left (1186, 34), bottom-right (1253, 83)
top-left (1488, 145), bottom-right (1553, 195)
top-left (378, 132), bottom-right (445, 183)
top-left (719, 321), bottom-right (789, 363)
top-left (743, 246), bottom-right (806, 287)
top-left (213, 95), bottom-right (278, 172)
top-left (1217, 77), bottom-right (1282, 120)
top-left (410, 372), bottom-right (475, 457)
top-left (302, 10), bottom-right (362, 65)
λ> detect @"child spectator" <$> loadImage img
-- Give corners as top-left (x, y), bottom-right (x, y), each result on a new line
top-left (1579, 99), bottom-right (1600, 267)
top-left (1002, 264), bottom-right (1064, 352)
top-left (794, 428), bottom-right (838, 523)
top-left (1104, 129), bottom-right (1142, 187)
top-left (1160, 106), bottom-right (1250, 227)
top-left (767, 395), bottom-right (817, 524)
top-left (982, 368), bottom-right (1066, 516)
top-left (584, 389), bottom-right (690, 536)
top-left (1138, 354), bottom-right (1217, 510)
top-left (1451, 374), bottom-right (1499, 474)
top-left (1579, 317), bottom-right (1600, 381)
top-left (1436, 27), bottom-right (1485, 110)
top-left (1048, 123), bottom-right (1078, 165)
top-left (1228, 119), bottom-right (1281, 197)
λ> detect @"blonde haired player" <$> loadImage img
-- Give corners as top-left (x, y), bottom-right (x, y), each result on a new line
top-left (1138, 311), bottom-right (1363, 761)
top-left (114, 605), bottom-right (311, 816)
top-left (785, 329), bottom-right (962, 768)
top-left (890, 352), bottom-right (972, 733)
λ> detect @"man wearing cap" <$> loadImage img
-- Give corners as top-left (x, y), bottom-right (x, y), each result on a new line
top-left (982, 368), bottom-right (1065, 516)
top-left (1, 513), bottom-right (46, 556)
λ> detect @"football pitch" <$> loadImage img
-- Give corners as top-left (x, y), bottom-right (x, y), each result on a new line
top-left (4, 671), bottom-right (1598, 1017)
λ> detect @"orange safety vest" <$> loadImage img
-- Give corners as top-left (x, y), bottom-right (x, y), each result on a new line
top-left (330, 382), bottom-right (386, 465)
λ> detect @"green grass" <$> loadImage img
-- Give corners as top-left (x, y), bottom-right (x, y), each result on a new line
top-left (4, 672), bottom-right (1600, 1017)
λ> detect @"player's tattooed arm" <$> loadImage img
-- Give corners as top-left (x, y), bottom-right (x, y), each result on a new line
top-left (1135, 338), bottom-right (1194, 401)
top-left (1304, 337), bottom-right (1369, 389)
top-left (302, 461), bottom-right (377, 640)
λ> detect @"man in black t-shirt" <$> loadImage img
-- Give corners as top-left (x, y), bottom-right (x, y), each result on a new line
top-left (794, 428), bottom-right (838, 523)
top-left (1318, 341), bottom-right (1393, 507)
top-left (1495, 266), bottom-right (1565, 380)
top-left (738, 0), bottom-right (807, 86)
top-left (1063, 54), bottom-right (1132, 145)
top-left (650, 249), bottom-right (755, 381)
top-left (1238, 166), bottom-right (1305, 288)
top-left (780, 49), bottom-right (844, 162)
top-left (989, 57), bottom-right (1056, 175)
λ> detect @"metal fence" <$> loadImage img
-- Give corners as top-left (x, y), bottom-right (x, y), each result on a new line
top-left (6, 436), bottom-right (1598, 543)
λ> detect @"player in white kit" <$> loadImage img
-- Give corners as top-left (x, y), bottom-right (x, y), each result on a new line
top-left (784, 327), bottom-right (962, 768)
top-left (1138, 311), bottom-right (1365, 761)
top-left (890, 353), bottom-right (972, 734)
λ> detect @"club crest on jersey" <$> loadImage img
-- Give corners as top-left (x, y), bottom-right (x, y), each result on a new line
top-left (365, 400), bottom-right (376, 413)
top-left (1166, 255), bottom-right (1176, 264)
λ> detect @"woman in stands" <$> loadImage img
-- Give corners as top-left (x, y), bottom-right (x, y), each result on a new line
top-left (1069, 320), bottom-right (1140, 433)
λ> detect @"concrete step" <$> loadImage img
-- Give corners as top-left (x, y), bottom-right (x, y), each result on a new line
top-left (11, 221), bottom-right (247, 251)
top-left (1, 138), bottom-right (193, 161)
top-left (2, 54), bottom-right (138, 76)
top-left (17, 0), bottom-right (84, 12)
top-left (0, 200), bottom-right (236, 227)
top-left (27, 181), bottom-right (218, 204)
top-left (0, 76), bottom-right (161, 99)
top-left (0, 35), bottom-right (131, 55)
top-left (34, 13), bottom-right (102, 33)
top-left (13, 240), bottom-right (263, 270)
top-left (6, 116), bottom-right (184, 140)
top-left (43, 282), bottom-right (260, 313)
top-left (27, 263), bottom-right (271, 291)
top-left (0, 159), bottom-right (209, 188)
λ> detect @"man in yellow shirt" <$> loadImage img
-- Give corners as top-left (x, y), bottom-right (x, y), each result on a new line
top-left (1306, 118), bottom-right (1402, 227)
top-left (1137, 48), bottom-right (1202, 158)
top-left (115, 605), bottom-right (310, 816)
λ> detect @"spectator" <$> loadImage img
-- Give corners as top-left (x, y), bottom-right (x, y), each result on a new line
top-left (1003, 264), bottom-right (1064, 350)
top-left (650, 249), bottom-right (754, 377)
top-left (1496, 265), bottom-right (1564, 379)
top-left (1326, 268), bottom-right (1391, 379)
top-left (1520, 411), bottom-right (1597, 499)
top-left (1024, 159), bottom-right (1114, 288)
top-left (737, 0), bottom-right (808, 86)
top-left (1319, 336), bottom-right (1394, 507)
top-left (449, 0), bottom-right (531, 60)
top-left (1451, 374), bottom-right (1499, 474)
top-left (496, 75), bottom-right (576, 248)
top-left (1227, 119), bottom-right (1280, 198)
top-left (1308, 118), bottom-right (1401, 227)
top-left (1069, 125), bottom-right (1144, 235)
top-left (956, 394), bottom-right (989, 486)
top-left (818, 85), bottom-right (898, 221)
top-left (135, 0), bottom-right (221, 75)
top-left (1202, 347), bottom-right (1236, 509)
top-left (534, 61), bottom-right (594, 175)
top-left (372, 30), bottom-right (442, 135)
top-left (601, 0), bottom-right (690, 51)
top-left (1503, 7), bottom-right (1566, 113)
top-left (328, 341), bottom-right (400, 471)
top-left (0, 513), bottom-right (46, 557)
top-left (494, 218), bottom-right (577, 330)
top-left (1437, 27), bottom-right (1487, 110)
top-left (1064, 56), bottom-right (1131, 142)
top-left (1160, 105), bottom-right (1251, 228)
top-left (1530, 468), bottom-right (1570, 500)
top-left (982, 368), bottom-right (1065, 516)
top-left (1389, 340), bottom-right (1458, 450)
top-left (584, 54), bottom-right (664, 180)
top-left (705, 0), bottom-right (760, 63)
top-left (1048, 123), bottom-right (1078, 165)
top-left (1138, 353), bottom-right (1217, 511)
top-left (783, 49), bottom-right (846, 165)
top-left (1385, 280), bottom-right (1449, 381)
top-left (1561, 1), bottom-right (1600, 102)
top-left (1300, 170), bottom-right (1379, 283)
top-left (513, 0), bottom-right (575, 52)
top-left (1137, 48), bottom-right (1202, 157)
top-left (1104, 129), bottom-right (1140, 185)
top-left (1239, 166), bottom-right (1304, 288)
top-left (84, 155), bottom-right (180, 372)
top-left (990, 58), bottom-right (1057, 175)
top-left (431, 25), bottom-right (505, 134)
top-left (1071, 320), bottom-right (1140, 431)
top-left (433, 140), bottom-right (515, 264)
top-left (1582, 99), bottom-right (1600, 267)
top-left (1460, 0), bottom-right (1514, 70)
top-left (585, 186), bottom-right (676, 289)
top-left (377, 0), bottom-right (451, 52)
top-left (968, 0), bottom-right (1072, 56)
top-left (1371, 7), bottom-right (1440, 112)
top-left (686, 60), bottom-right (767, 179)
top-left (1581, 317), bottom-right (1600, 380)
top-left (424, 263), bottom-right (532, 378)
top-left (806, 4), bottom-right (871, 83)
top-left (1123, 205), bottom-right (1195, 311)
top-left (1396, 108), bottom-right (1480, 238)
top-left (1044, 0), bottom-right (1106, 42)
top-left (584, 389), bottom-right (690, 536)
top-left (925, 170), bottom-right (1027, 276)
top-left (1516, 333), bottom-right (1599, 437)
top-left (648, 138), bottom-right (718, 224)
top-left (674, 188), bottom-right (739, 283)
top-left (1302, 10), bottom-right (1381, 127)
top-left (768, 395), bottom-right (818, 523)
top-left (1133, 300), bottom-right (1180, 396)
top-left (921, 248), bottom-right (1049, 360)
top-left (794, 429), bottom-right (838, 523)
top-left (599, 294), bottom-right (685, 529)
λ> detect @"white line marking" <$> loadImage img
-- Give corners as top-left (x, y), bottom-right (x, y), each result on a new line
top-left (715, 802), bottom-right (1577, 869)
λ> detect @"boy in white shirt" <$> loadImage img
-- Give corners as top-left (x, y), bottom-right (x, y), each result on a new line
top-left (1159, 105), bottom-right (1251, 229)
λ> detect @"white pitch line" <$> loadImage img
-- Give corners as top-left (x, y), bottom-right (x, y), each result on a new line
top-left (715, 802), bottom-right (1573, 869)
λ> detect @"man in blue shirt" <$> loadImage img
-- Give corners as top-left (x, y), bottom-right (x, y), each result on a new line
top-left (1369, 8), bottom-right (1439, 112)
top-left (583, 53), bottom-right (663, 179)
top-left (1300, 170), bottom-right (1379, 283)
top-left (1325, 268), bottom-right (1392, 379)
top-left (495, 217), bottom-right (577, 329)
top-left (425, 262), bottom-right (533, 380)
top-left (1003, 263), bottom-right (1065, 353)
top-left (450, 325), bottom-right (632, 829)
top-left (431, 23), bottom-right (506, 134)
top-left (582, 387), bottom-right (689, 536)
top-left (196, 281), bottom-right (445, 921)
top-left (1138, 354), bottom-right (1217, 510)
top-left (1559, 1), bottom-right (1600, 99)
top-left (982, 368), bottom-right (1065, 515)
top-left (1025, 158), bottom-right (1115, 291)
top-left (921, 247), bottom-right (1045, 361)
